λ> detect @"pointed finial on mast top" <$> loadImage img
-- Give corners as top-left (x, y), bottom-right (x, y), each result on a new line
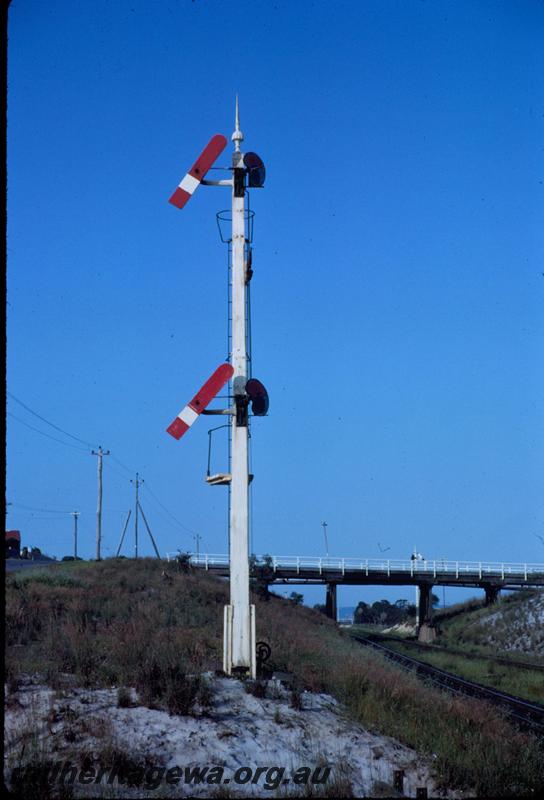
top-left (232, 94), bottom-right (244, 153)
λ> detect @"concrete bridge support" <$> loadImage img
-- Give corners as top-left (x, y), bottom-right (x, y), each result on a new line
top-left (417, 583), bottom-right (433, 625)
top-left (483, 584), bottom-right (500, 605)
top-left (325, 583), bottom-right (337, 621)
top-left (417, 583), bottom-right (436, 643)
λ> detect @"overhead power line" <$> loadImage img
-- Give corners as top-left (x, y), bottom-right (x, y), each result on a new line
top-left (9, 501), bottom-right (128, 515)
top-left (141, 483), bottom-right (196, 540)
top-left (8, 395), bottom-right (202, 546)
top-left (8, 412), bottom-right (89, 452)
top-left (134, 491), bottom-right (192, 540)
top-left (9, 502), bottom-right (74, 514)
top-left (7, 392), bottom-right (98, 448)
top-left (110, 454), bottom-right (135, 476)
top-left (104, 458), bottom-right (133, 483)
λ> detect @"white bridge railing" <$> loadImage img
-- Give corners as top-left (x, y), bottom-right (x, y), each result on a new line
top-left (165, 553), bottom-right (544, 581)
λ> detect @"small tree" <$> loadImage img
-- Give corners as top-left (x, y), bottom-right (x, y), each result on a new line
top-left (175, 551), bottom-right (192, 573)
top-left (250, 554), bottom-right (272, 600)
top-left (354, 601), bottom-right (372, 624)
top-left (289, 592), bottom-right (304, 605)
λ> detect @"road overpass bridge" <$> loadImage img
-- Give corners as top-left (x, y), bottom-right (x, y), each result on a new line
top-left (167, 553), bottom-right (544, 628)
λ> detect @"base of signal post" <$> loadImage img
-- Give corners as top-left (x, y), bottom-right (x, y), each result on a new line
top-left (223, 604), bottom-right (256, 679)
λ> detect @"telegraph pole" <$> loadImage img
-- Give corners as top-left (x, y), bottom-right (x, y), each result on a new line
top-left (130, 473), bottom-right (144, 558)
top-left (195, 532), bottom-right (201, 560)
top-left (91, 447), bottom-right (110, 560)
top-left (71, 511), bottom-right (80, 559)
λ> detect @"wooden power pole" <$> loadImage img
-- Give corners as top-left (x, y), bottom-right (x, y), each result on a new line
top-left (130, 473), bottom-right (144, 558)
top-left (91, 447), bottom-right (110, 560)
top-left (70, 511), bottom-right (80, 559)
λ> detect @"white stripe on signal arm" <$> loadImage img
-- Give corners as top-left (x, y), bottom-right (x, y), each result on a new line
top-left (178, 406), bottom-right (199, 426)
top-left (179, 174), bottom-right (200, 194)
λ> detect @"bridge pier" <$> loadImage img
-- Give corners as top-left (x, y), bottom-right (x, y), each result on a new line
top-left (325, 583), bottom-right (337, 621)
top-left (417, 583), bottom-right (433, 625)
top-left (417, 583), bottom-right (436, 642)
top-left (483, 584), bottom-right (500, 605)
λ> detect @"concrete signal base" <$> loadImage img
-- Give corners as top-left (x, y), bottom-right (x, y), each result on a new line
top-left (223, 604), bottom-right (257, 679)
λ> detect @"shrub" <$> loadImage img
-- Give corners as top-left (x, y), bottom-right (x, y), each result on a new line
top-left (290, 677), bottom-right (304, 710)
top-left (245, 679), bottom-right (267, 698)
top-left (135, 649), bottom-right (209, 716)
top-left (175, 551), bottom-right (192, 573)
top-left (117, 687), bottom-right (132, 708)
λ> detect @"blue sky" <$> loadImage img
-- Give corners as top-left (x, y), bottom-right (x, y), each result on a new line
top-left (7, 0), bottom-right (544, 608)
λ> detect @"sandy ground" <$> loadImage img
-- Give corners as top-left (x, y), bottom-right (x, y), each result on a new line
top-left (473, 591), bottom-right (544, 654)
top-left (4, 673), bottom-right (462, 798)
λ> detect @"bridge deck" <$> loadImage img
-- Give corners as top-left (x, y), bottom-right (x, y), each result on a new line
top-left (166, 553), bottom-right (544, 588)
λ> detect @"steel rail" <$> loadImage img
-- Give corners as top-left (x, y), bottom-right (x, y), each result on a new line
top-left (363, 632), bottom-right (544, 673)
top-left (351, 635), bottom-right (544, 734)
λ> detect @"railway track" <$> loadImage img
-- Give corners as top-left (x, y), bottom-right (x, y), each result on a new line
top-left (351, 634), bottom-right (544, 735)
top-left (363, 631), bottom-right (544, 673)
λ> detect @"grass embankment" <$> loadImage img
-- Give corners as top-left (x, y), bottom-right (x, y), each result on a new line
top-left (351, 593), bottom-right (544, 701)
top-left (434, 590), bottom-right (544, 664)
top-left (5, 559), bottom-right (544, 797)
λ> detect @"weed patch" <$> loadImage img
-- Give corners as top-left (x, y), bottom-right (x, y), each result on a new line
top-left (116, 687), bottom-right (132, 708)
top-left (5, 558), bottom-right (544, 796)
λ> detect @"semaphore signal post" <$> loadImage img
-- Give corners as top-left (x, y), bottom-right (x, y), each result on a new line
top-left (166, 98), bottom-right (268, 678)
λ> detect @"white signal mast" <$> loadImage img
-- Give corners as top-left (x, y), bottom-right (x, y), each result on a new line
top-left (225, 97), bottom-right (254, 676)
top-left (166, 98), bottom-right (268, 678)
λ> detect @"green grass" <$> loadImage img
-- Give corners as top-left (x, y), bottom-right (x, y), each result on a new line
top-left (434, 591), bottom-right (544, 665)
top-left (5, 558), bottom-right (544, 796)
top-left (371, 639), bottom-right (544, 703)
top-left (349, 623), bottom-right (391, 636)
top-left (8, 567), bottom-right (85, 588)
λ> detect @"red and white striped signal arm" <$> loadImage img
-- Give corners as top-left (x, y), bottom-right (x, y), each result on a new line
top-left (169, 134), bottom-right (228, 210)
top-left (166, 363), bottom-right (234, 440)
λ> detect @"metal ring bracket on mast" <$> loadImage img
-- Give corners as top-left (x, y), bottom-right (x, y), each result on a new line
top-left (216, 208), bottom-right (255, 244)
